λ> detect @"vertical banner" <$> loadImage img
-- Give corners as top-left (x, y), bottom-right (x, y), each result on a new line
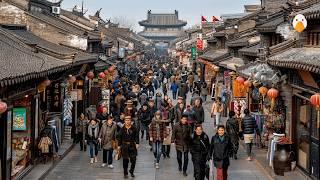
top-left (197, 39), bottom-right (203, 51)
top-left (191, 46), bottom-right (197, 60)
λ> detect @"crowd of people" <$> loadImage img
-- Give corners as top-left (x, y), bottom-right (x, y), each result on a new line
top-left (76, 55), bottom-right (260, 180)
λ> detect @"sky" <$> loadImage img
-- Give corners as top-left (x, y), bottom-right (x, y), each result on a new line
top-left (62, 0), bottom-right (261, 32)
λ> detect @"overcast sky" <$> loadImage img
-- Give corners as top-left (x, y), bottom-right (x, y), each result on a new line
top-left (62, 0), bottom-right (260, 32)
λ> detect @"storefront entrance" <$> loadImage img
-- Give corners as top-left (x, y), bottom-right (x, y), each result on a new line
top-left (294, 96), bottom-right (319, 179)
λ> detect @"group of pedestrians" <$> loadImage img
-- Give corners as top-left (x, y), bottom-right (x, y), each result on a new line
top-left (75, 55), bottom-right (260, 180)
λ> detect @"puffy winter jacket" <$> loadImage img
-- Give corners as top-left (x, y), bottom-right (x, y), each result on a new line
top-left (241, 115), bottom-right (257, 134)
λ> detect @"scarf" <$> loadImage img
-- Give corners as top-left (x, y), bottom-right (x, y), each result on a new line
top-left (88, 123), bottom-right (99, 138)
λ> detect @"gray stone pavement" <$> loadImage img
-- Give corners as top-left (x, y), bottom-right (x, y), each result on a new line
top-left (44, 90), bottom-right (271, 180)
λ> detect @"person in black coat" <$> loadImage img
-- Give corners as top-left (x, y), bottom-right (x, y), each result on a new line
top-left (190, 125), bottom-right (210, 180)
top-left (117, 116), bottom-right (139, 178)
top-left (226, 111), bottom-right (240, 159)
top-left (137, 104), bottom-right (151, 140)
top-left (192, 99), bottom-right (205, 125)
top-left (208, 125), bottom-right (233, 180)
top-left (241, 109), bottom-right (259, 161)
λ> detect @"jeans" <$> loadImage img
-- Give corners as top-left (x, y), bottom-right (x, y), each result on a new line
top-left (103, 149), bottom-right (113, 165)
top-left (89, 142), bottom-right (98, 158)
top-left (152, 141), bottom-right (162, 163)
top-left (172, 91), bottom-right (177, 100)
top-left (162, 145), bottom-right (170, 157)
top-left (217, 167), bottom-right (228, 180)
top-left (176, 150), bottom-right (189, 172)
top-left (246, 143), bottom-right (253, 157)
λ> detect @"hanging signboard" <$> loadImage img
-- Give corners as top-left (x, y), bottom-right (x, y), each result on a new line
top-left (12, 108), bottom-right (27, 131)
top-left (197, 39), bottom-right (203, 51)
top-left (191, 46), bottom-right (197, 60)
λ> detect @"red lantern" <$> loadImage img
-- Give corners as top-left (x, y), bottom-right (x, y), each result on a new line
top-left (104, 69), bottom-right (109, 75)
top-left (87, 71), bottom-right (94, 80)
top-left (0, 100), bottom-right (7, 114)
top-left (236, 76), bottom-right (245, 84)
top-left (99, 72), bottom-right (106, 78)
top-left (267, 88), bottom-right (279, 99)
top-left (108, 66), bottom-right (114, 72)
top-left (310, 93), bottom-right (320, 110)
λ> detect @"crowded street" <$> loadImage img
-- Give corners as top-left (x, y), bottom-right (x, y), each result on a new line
top-left (0, 0), bottom-right (320, 180)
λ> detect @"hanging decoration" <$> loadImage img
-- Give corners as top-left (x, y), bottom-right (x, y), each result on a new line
top-left (259, 86), bottom-right (268, 101)
top-left (310, 93), bottom-right (320, 128)
top-left (99, 72), bottom-right (106, 79)
top-left (267, 88), bottom-right (279, 111)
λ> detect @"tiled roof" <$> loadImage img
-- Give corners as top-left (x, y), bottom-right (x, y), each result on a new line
top-left (298, 3), bottom-right (320, 19)
top-left (268, 47), bottom-right (320, 74)
top-left (139, 12), bottom-right (187, 27)
top-left (219, 57), bottom-right (245, 71)
top-left (0, 29), bottom-right (69, 87)
top-left (239, 43), bottom-right (260, 56)
top-left (199, 49), bottom-right (229, 62)
top-left (28, 12), bottom-right (100, 40)
top-left (6, 29), bottom-right (97, 63)
top-left (256, 15), bottom-right (285, 32)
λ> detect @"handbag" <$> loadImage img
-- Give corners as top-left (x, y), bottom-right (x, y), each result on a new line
top-left (114, 149), bottom-right (122, 160)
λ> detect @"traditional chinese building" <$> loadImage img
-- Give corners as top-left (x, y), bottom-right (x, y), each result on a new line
top-left (138, 10), bottom-right (187, 43)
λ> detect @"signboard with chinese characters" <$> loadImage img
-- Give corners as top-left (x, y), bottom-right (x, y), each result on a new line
top-left (12, 108), bottom-right (27, 131)
top-left (50, 82), bottom-right (61, 112)
top-left (191, 47), bottom-right (196, 60)
top-left (197, 39), bottom-right (203, 51)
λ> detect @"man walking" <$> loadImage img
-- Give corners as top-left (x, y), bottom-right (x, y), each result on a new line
top-left (172, 114), bottom-right (192, 176)
top-left (117, 116), bottom-right (139, 178)
top-left (226, 111), bottom-right (240, 159)
top-left (241, 109), bottom-right (259, 161)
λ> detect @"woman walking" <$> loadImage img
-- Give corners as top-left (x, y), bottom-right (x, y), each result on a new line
top-left (211, 97), bottom-right (224, 128)
top-left (208, 125), bottom-right (233, 180)
top-left (190, 125), bottom-right (210, 180)
top-left (99, 115), bottom-right (117, 168)
top-left (86, 119), bottom-right (100, 164)
top-left (149, 111), bottom-right (168, 169)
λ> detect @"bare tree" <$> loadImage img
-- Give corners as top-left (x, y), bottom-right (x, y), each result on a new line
top-left (111, 16), bottom-right (137, 30)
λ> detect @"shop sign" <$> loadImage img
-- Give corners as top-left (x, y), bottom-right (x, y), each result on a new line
top-left (191, 47), bottom-right (197, 60)
top-left (51, 82), bottom-right (61, 112)
top-left (197, 39), bottom-right (203, 51)
top-left (12, 108), bottom-right (27, 131)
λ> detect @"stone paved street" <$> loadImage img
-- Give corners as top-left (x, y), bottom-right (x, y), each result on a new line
top-left (44, 91), bottom-right (271, 180)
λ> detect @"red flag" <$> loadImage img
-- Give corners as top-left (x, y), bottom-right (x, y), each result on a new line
top-left (201, 16), bottom-right (207, 22)
top-left (212, 16), bottom-right (219, 22)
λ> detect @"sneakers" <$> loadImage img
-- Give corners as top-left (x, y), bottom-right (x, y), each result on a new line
top-left (246, 157), bottom-right (252, 161)
top-left (94, 157), bottom-right (98, 163)
top-left (90, 158), bottom-right (94, 164)
top-left (183, 172), bottom-right (188, 176)
top-left (155, 163), bottom-right (159, 169)
top-left (108, 164), bottom-right (114, 169)
top-left (101, 163), bottom-right (107, 167)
